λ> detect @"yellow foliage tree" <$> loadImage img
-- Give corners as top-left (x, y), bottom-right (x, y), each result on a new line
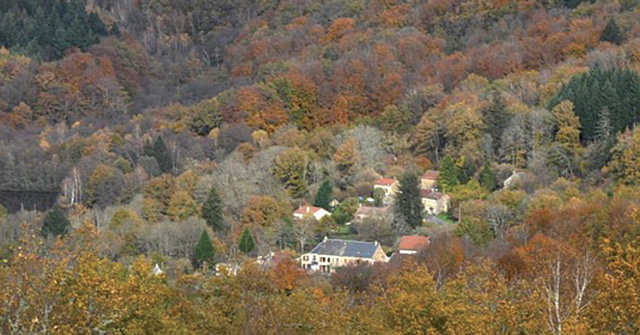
top-left (606, 127), bottom-right (640, 185)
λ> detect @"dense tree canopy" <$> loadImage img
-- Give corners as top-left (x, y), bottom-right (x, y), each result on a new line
top-left (0, 0), bottom-right (107, 60)
top-left (549, 68), bottom-right (640, 142)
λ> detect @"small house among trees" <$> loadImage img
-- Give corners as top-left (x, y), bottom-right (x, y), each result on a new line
top-left (397, 235), bottom-right (430, 255)
top-left (374, 178), bottom-right (399, 204)
top-left (420, 190), bottom-right (450, 215)
top-left (293, 205), bottom-right (331, 221)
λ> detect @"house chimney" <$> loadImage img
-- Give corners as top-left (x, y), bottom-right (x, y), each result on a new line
top-left (306, 206), bottom-right (310, 214)
top-left (324, 236), bottom-right (328, 242)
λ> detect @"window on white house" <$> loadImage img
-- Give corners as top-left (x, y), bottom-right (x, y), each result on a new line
top-left (303, 256), bottom-right (308, 261)
top-left (320, 257), bottom-right (325, 262)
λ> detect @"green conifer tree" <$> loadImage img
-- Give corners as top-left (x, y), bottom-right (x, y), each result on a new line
top-left (393, 171), bottom-right (424, 229)
top-left (152, 136), bottom-right (173, 174)
top-left (479, 161), bottom-right (495, 190)
top-left (601, 18), bottom-right (624, 45)
top-left (482, 92), bottom-right (509, 156)
top-left (41, 206), bottom-right (70, 238)
top-left (314, 179), bottom-right (333, 210)
top-left (193, 230), bottom-right (216, 268)
top-left (202, 186), bottom-right (224, 232)
top-left (438, 155), bottom-right (459, 192)
top-left (373, 188), bottom-right (386, 207)
top-left (238, 228), bottom-right (255, 254)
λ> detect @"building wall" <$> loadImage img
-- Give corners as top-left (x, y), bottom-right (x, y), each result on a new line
top-left (422, 198), bottom-right (440, 215)
top-left (294, 210), bottom-right (330, 221)
top-left (421, 179), bottom-right (436, 190)
top-left (313, 210), bottom-right (330, 220)
top-left (374, 184), bottom-right (393, 197)
top-left (374, 183), bottom-right (398, 205)
top-left (300, 246), bottom-right (387, 273)
top-left (421, 196), bottom-right (449, 215)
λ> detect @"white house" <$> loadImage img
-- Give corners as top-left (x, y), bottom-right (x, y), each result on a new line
top-left (374, 178), bottom-right (399, 204)
top-left (420, 189), bottom-right (450, 215)
top-left (300, 237), bottom-right (388, 273)
top-left (293, 205), bottom-right (331, 221)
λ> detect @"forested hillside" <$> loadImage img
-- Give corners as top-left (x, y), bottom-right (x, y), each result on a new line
top-left (2, 0), bottom-right (640, 333)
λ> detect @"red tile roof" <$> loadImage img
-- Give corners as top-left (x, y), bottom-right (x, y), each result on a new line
top-left (375, 178), bottom-right (397, 186)
top-left (294, 205), bottom-right (322, 215)
top-left (420, 189), bottom-right (445, 199)
top-left (422, 170), bottom-right (439, 180)
top-left (398, 235), bottom-right (430, 251)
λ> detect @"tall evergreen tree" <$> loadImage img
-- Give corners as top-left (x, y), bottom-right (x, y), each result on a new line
top-left (438, 155), bottom-right (459, 192)
top-left (373, 188), bottom-right (386, 207)
top-left (193, 230), bottom-right (216, 268)
top-left (202, 186), bottom-right (224, 232)
top-left (482, 92), bottom-right (509, 156)
top-left (152, 136), bottom-right (173, 174)
top-left (393, 171), bottom-right (424, 229)
top-left (479, 161), bottom-right (495, 190)
top-left (41, 206), bottom-right (70, 238)
top-left (601, 18), bottom-right (625, 45)
top-left (455, 156), bottom-right (475, 185)
top-left (238, 228), bottom-right (255, 254)
top-left (314, 179), bottom-right (333, 210)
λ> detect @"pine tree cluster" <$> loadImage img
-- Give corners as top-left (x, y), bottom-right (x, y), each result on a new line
top-left (549, 68), bottom-right (640, 142)
top-left (0, 0), bottom-right (109, 60)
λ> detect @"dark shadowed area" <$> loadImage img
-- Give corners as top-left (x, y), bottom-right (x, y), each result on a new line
top-left (0, 190), bottom-right (58, 213)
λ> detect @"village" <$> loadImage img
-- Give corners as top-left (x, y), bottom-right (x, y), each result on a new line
top-left (211, 170), bottom-right (452, 275)
top-left (207, 168), bottom-right (529, 277)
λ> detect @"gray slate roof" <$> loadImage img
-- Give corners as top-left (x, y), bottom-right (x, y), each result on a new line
top-left (309, 239), bottom-right (379, 258)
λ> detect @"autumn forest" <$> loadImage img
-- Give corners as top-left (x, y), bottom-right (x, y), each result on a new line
top-left (1, 0), bottom-right (640, 333)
